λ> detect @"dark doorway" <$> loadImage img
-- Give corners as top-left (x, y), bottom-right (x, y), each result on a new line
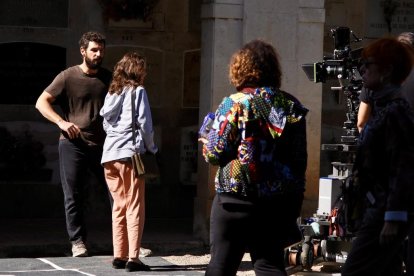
top-left (0, 42), bottom-right (66, 104)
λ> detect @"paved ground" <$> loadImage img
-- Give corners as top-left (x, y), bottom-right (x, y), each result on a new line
top-left (0, 218), bottom-right (344, 275)
top-left (0, 255), bottom-right (343, 276)
top-left (0, 255), bottom-right (207, 275)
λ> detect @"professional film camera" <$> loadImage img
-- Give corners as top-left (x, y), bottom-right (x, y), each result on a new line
top-left (293, 28), bottom-right (365, 266)
top-left (302, 26), bottom-right (363, 148)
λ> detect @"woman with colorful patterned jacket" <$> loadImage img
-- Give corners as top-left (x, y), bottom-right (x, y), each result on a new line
top-left (200, 39), bottom-right (308, 276)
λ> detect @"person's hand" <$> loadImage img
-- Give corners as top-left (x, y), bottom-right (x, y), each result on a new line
top-left (198, 137), bottom-right (208, 144)
top-left (57, 120), bottom-right (81, 139)
top-left (379, 221), bottom-right (402, 246)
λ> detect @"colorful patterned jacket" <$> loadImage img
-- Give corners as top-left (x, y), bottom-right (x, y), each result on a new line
top-left (202, 87), bottom-right (308, 199)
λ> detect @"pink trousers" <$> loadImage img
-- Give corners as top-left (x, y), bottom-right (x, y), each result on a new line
top-left (104, 161), bottom-right (145, 260)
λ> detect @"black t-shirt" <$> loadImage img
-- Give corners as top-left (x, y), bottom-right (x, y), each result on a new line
top-left (359, 87), bottom-right (373, 104)
top-left (45, 65), bottom-right (112, 146)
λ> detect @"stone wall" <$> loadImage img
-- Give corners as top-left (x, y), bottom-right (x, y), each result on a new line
top-left (0, 0), bottom-right (202, 220)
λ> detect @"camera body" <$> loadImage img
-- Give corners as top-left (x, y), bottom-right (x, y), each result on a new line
top-left (302, 26), bottom-right (363, 146)
top-left (302, 26), bottom-right (362, 84)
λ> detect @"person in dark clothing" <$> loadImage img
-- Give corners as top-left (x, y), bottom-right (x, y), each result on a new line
top-left (35, 31), bottom-right (112, 257)
top-left (199, 39), bottom-right (308, 276)
top-left (342, 37), bottom-right (414, 276)
top-left (355, 32), bottom-right (414, 276)
top-left (399, 32), bottom-right (414, 111)
top-left (398, 31), bottom-right (414, 276)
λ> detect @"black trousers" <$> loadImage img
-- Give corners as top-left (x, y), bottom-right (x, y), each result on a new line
top-left (405, 220), bottom-right (414, 275)
top-left (59, 139), bottom-right (112, 243)
top-left (205, 193), bottom-right (303, 276)
top-left (342, 207), bottom-right (406, 276)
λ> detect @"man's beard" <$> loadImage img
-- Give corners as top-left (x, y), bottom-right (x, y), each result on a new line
top-left (85, 56), bottom-right (102, 70)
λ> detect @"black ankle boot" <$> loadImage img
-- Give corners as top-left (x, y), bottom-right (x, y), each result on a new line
top-left (125, 261), bottom-right (150, 272)
top-left (112, 258), bottom-right (127, 269)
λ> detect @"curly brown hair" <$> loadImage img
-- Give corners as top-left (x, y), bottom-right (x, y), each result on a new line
top-left (229, 39), bottom-right (282, 91)
top-left (108, 52), bottom-right (147, 95)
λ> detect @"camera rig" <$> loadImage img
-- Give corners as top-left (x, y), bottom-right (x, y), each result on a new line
top-left (294, 28), bottom-right (364, 264)
top-left (302, 26), bottom-right (363, 160)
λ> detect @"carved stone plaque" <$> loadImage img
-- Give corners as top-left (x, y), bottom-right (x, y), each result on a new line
top-left (367, 0), bottom-right (414, 37)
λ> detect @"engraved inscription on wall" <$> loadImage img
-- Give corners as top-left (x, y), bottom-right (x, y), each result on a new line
top-left (179, 126), bottom-right (198, 185)
top-left (367, 0), bottom-right (414, 37)
top-left (0, 0), bottom-right (68, 28)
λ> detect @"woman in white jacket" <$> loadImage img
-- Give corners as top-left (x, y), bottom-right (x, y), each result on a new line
top-left (100, 52), bottom-right (158, 272)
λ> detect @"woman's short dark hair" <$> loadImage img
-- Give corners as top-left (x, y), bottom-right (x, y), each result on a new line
top-left (229, 39), bottom-right (282, 91)
top-left (362, 37), bottom-right (414, 85)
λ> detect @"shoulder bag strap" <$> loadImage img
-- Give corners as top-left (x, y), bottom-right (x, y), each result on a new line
top-left (131, 88), bottom-right (137, 148)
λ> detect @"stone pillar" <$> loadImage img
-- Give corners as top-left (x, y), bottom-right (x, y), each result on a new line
top-left (194, 0), bottom-right (244, 242)
top-left (297, 0), bottom-right (325, 217)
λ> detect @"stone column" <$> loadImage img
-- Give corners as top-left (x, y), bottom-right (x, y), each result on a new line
top-left (297, 0), bottom-right (325, 217)
top-left (194, 0), bottom-right (244, 242)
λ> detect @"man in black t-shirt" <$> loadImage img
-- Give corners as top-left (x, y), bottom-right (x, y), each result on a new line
top-left (35, 31), bottom-right (112, 257)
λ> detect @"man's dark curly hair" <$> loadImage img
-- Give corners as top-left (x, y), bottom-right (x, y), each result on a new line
top-left (79, 31), bottom-right (106, 49)
top-left (229, 39), bottom-right (282, 91)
